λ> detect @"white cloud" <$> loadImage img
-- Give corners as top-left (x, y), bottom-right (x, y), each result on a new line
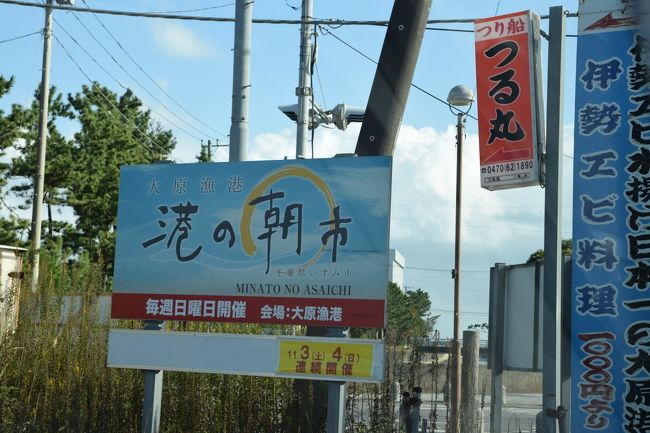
top-left (151, 22), bottom-right (216, 59)
top-left (245, 123), bottom-right (546, 250)
top-left (239, 122), bottom-right (575, 339)
top-left (249, 129), bottom-right (295, 161)
top-left (171, 121), bottom-right (572, 265)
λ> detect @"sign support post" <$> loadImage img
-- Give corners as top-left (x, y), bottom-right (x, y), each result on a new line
top-left (325, 328), bottom-right (347, 433)
top-left (141, 321), bottom-right (164, 433)
top-left (542, 6), bottom-right (566, 433)
top-left (489, 263), bottom-right (506, 433)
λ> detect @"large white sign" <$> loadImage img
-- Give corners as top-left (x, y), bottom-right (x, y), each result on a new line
top-left (108, 330), bottom-right (385, 383)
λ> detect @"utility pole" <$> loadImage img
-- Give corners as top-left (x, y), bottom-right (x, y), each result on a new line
top-left (295, 0), bottom-right (313, 159)
top-left (30, 0), bottom-right (53, 292)
top-left (542, 6), bottom-right (565, 433)
top-left (450, 111), bottom-right (465, 433)
top-left (355, 0), bottom-right (432, 157)
top-left (229, 0), bottom-right (253, 162)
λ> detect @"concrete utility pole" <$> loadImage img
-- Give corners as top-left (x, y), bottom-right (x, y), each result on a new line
top-left (460, 330), bottom-right (480, 433)
top-left (295, 0), bottom-right (313, 159)
top-left (30, 0), bottom-right (53, 292)
top-left (355, 0), bottom-right (432, 156)
top-left (542, 6), bottom-right (566, 433)
top-left (229, 0), bottom-right (253, 162)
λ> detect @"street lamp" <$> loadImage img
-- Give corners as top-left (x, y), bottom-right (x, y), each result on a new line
top-left (447, 84), bottom-right (473, 433)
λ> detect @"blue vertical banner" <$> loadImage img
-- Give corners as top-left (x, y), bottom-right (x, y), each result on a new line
top-left (572, 1), bottom-right (650, 432)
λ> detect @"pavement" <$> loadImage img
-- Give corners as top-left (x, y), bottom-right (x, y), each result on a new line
top-left (352, 392), bottom-right (543, 432)
top-left (412, 393), bottom-right (543, 433)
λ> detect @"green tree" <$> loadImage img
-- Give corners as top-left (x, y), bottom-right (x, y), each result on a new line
top-left (66, 83), bottom-right (176, 273)
top-left (0, 75), bottom-right (30, 246)
top-left (6, 85), bottom-right (75, 244)
top-left (0, 216), bottom-right (29, 246)
top-left (386, 282), bottom-right (437, 344)
top-left (527, 238), bottom-right (572, 263)
top-left (195, 141), bottom-right (211, 162)
top-left (0, 76), bottom-right (16, 180)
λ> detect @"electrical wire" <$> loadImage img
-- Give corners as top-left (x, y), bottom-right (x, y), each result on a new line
top-left (494, 0), bottom-right (502, 16)
top-left (430, 308), bottom-right (488, 316)
top-left (310, 25), bottom-right (317, 158)
top-left (285, 0), bottom-right (299, 12)
top-left (318, 25), bottom-right (479, 121)
top-left (406, 266), bottom-right (488, 273)
top-left (54, 17), bottom-right (206, 142)
top-left (0, 1), bottom-right (578, 26)
top-left (0, 195), bottom-right (23, 220)
top-left (52, 34), bottom-right (183, 163)
top-left (0, 29), bottom-right (41, 44)
top-left (424, 27), bottom-right (473, 33)
top-left (152, 3), bottom-right (235, 14)
top-left (314, 63), bottom-right (327, 109)
top-left (68, 10), bottom-right (216, 139)
top-left (79, 0), bottom-right (227, 138)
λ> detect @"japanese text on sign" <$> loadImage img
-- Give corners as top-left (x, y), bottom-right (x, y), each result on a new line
top-left (572, 2), bottom-right (650, 431)
top-left (277, 340), bottom-right (374, 379)
top-left (474, 10), bottom-right (543, 190)
top-left (112, 157), bottom-right (392, 328)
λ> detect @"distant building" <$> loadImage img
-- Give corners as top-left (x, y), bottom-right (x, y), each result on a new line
top-left (0, 245), bottom-right (26, 335)
top-left (388, 249), bottom-right (405, 289)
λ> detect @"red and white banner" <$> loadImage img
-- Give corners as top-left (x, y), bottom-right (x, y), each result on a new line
top-left (474, 10), bottom-right (544, 190)
top-left (111, 293), bottom-right (385, 328)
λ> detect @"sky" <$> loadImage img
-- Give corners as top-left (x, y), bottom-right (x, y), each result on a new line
top-left (0, 0), bottom-right (581, 338)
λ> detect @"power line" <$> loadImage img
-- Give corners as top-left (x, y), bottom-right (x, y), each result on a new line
top-left (152, 3), bottom-right (235, 14)
top-left (314, 63), bottom-right (327, 109)
top-left (0, 29), bottom-right (41, 44)
top-left (79, 0), bottom-right (227, 138)
top-left (53, 17), bottom-right (127, 88)
top-left (52, 34), bottom-right (183, 163)
top-left (0, 195), bottom-right (23, 220)
top-left (53, 17), bottom-right (207, 142)
top-left (494, 0), bottom-right (502, 16)
top-left (67, 10), bottom-right (216, 140)
top-left (317, 25), bottom-right (479, 120)
top-left (406, 266), bottom-right (488, 273)
top-left (0, 0), bottom-right (578, 26)
top-left (425, 27), bottom-right (473, 33)
top-left (431, 308), bottom-right (488, 316)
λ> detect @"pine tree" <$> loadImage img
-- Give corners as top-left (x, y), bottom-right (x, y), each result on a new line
top-left (66, 83), bottom-right (176, 273)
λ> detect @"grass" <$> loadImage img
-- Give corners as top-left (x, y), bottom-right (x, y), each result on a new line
top-left (0, 248), bottom-right (301, 433)
top-left (2, 246), bottom-right (498, 432)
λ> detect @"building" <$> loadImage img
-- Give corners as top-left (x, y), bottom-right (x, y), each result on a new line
top-left (388, 248), bottom-right (405, 289)
top-left (0, 245), bottom-right (26, 335)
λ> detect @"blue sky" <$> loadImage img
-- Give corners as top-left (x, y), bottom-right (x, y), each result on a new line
top-left (0, 0), bottom-right (581, 337)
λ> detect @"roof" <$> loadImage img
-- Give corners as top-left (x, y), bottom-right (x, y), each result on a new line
top-left (0, 245), bottom-right (28, 252)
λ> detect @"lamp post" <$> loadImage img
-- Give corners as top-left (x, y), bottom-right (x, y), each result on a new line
top-left (447, 84), bottom-right (474, 433)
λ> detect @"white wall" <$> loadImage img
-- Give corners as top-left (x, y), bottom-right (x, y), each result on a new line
top-left (388, 249), bottom-right (405, 289)
top-left (0, 245), bottom-right (26, 335)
